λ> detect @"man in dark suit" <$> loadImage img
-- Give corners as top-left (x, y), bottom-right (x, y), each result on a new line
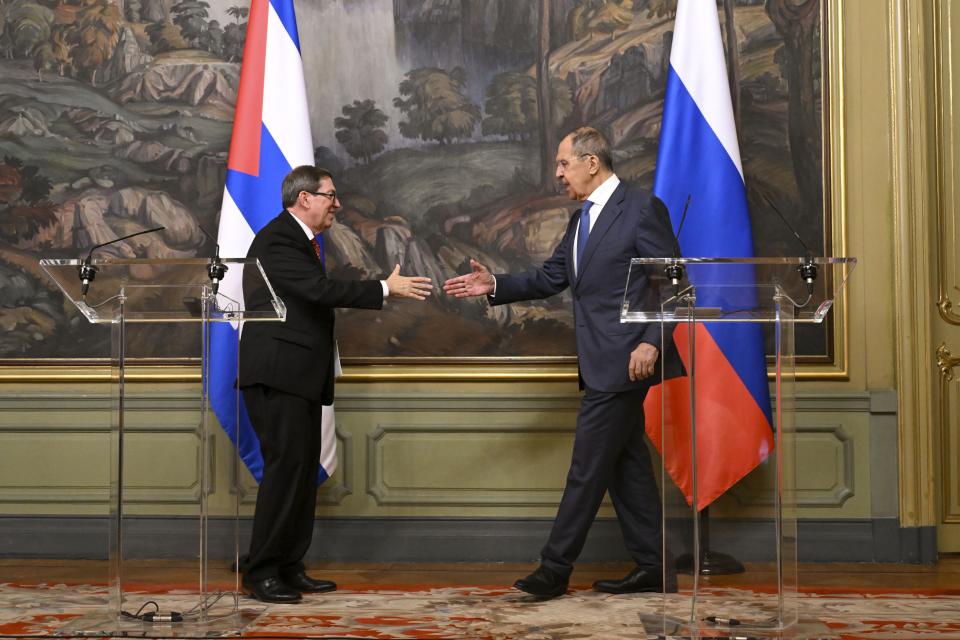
top-left (443, 127), bottom-right (681, 599)
top-left (239, 165), bottom-right (432, 603)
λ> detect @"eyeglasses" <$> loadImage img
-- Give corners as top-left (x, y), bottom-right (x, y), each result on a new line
top-left (303, 190), bottom-right (338, 201)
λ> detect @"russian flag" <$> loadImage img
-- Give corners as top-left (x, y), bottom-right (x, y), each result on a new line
top-left (209, 0), bottom-right (338, 485)
top-left (645, 1), bottom-right (774, 509)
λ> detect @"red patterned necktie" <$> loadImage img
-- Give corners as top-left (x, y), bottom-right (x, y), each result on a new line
top-left (310, 237), bottom-right (321, 259)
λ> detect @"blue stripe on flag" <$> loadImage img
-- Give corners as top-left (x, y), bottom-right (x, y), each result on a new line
top-left (654, 66), bottom-right (771, 419)
top-left (268, 0), bottom-right (301, 52)
top-left (224, 125), bottom-right (293, 231)
top-left (209, 322), bottom-right (264, 481)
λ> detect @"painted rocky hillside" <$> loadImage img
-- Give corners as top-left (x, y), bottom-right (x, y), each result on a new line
top-left (0, 0), bottom-right (824, 362)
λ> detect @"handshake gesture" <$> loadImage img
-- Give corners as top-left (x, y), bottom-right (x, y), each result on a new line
top-left (385, 264), bottom-right (433, 300)
top-left (442, 259), bottom-right (494, 298)
top-left (382, 258), bottom-right (495, 301)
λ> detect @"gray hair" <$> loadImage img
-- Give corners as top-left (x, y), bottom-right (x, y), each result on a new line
top-left (568, 126), bottom-right (613, 171)
top-left (281, 165), bottom-right (333, 208)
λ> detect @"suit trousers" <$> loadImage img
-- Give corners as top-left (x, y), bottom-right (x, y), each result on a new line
top-left (540, 386), bottom-right (662, 578)
top-left (242, 384), bottom-right (324, 581)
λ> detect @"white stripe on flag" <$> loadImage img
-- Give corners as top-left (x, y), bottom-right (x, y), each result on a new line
top-left (262, 1), bottom-right (314, 167)
top-left (669, 1), bottom-right (743, 179)
top-left (217, 188), bottom-right (255, 327)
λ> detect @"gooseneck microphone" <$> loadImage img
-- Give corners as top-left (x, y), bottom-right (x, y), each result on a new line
top-left (758, 191), bottom-right (818, 294)
top-left (78, 226), bottom-right (165, 297)
top-left (664, 194), bottom-right (692, 297)
top-left (198, 225), bottom-right (227, 296)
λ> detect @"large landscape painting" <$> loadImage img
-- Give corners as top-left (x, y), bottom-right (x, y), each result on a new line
top-left (0, 0), bottom-right (826, 364)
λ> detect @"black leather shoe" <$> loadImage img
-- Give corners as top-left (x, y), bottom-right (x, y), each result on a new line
top-left (513, 565), bottom-right (569, 599)
top-left (593, 565), bottom-right (678, 594)
top-left (242, 577), bottom-right (303, 603)
top-left (281, 571), bottom-right (337, 594)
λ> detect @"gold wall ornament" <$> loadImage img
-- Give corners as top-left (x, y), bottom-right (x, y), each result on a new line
top-left (932, 0), bottom-right (960, 326)
top-left (937, 343), bottom-right (960, 382)
top-left (938, 292), bottom-right (960, 326)
top-left (937, 342), bottom-right (960, 526)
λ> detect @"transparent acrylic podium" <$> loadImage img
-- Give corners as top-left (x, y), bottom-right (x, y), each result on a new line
top-left (621, 257), bottom-right (855, 638)
top-left (40, 258), bottom-right (286, 638)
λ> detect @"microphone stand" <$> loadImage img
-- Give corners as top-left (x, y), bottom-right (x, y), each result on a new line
top-left (198, 225), bottom-right (227, 297)
top-left (78, 226), bottom-right (165, 298)
top-left (759, 191), bottom-right (818, 296)
top-left (665, 194), bottom-right (691, 298)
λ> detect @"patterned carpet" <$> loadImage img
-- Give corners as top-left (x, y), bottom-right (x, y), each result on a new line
top-left (2, 582), bottom-right (960, 639)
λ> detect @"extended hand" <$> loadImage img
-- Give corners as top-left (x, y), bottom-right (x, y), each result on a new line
top-left (385, 264), bottom-right (433, 300)
top-left (442, 259), bottom-right (494, 298)
top-left (629, 342), bottom-right (659, 381)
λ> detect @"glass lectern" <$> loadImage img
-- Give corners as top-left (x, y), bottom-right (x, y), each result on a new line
top-left (40, 257), bottom-right (285, 637)
top-left (622, 257), bottom-right (855, 637)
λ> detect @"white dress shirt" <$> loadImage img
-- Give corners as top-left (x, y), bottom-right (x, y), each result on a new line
top-left (572, 174), bottom-right (620, 275)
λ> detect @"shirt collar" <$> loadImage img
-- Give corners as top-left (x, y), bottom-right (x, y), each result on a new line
top-left (287, 210), bottom-right (315, 241)
top-left (585, 174), bottom-right (620, 208)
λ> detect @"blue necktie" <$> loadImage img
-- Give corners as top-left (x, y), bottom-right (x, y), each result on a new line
top-left (576, 200), bottom-right (593, 274)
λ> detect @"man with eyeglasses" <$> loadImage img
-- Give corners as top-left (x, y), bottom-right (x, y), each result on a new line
top-left (238, 165), bottom-right (432, 603)
top-left (444, 127), bottom-right (682, 599)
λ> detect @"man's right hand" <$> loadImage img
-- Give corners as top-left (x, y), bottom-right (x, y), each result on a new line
top-left (385, 264), bottom-right (433, 300)
top-left (443, 259), bottom-right (494, 298)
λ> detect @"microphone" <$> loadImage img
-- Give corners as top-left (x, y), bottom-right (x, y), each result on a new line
top-left (198, 225), bottom-right (227, 296)
top-left (664, 194), bottom-right (691, 297)
top-left (759, 191), bottom-right (817, 294)
top-left (705, 615), bottom-right (741, 626)
top-left (78, 226), bottom-right (165, 297)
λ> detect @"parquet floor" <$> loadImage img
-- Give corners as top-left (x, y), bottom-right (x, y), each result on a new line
top-left (1, 556), bottom-right (958, 590)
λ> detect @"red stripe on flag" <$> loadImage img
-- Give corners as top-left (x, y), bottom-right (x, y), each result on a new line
top-left (226, 0), bottom-right (269, 176)
top-left (645, 324), bottom-right (774, 509)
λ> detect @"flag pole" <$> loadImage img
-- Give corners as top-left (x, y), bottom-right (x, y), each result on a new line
top-left (676, 505), bottom-right (746, 575)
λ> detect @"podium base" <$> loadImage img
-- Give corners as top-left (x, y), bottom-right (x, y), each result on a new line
top-left (640, 612), bottom-right (825, 638)
top-left (676, 550), bottom-right (746, 575)
top-left (56, 607), bottom-right (264, 638)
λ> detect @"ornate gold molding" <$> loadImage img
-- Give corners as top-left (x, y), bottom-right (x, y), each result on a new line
top-left (937, 343), bottom-right (960, 524)
top-left (821, 0), bottom-right (850, 381)
top-left (938, 343), bottom-right (960, 381)
top-left (932, 0), bottom-right (960, 325)
top-left (891, 0), bottom-right (939, 528)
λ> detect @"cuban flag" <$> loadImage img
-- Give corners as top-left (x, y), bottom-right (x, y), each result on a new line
top-left (209, 0), bottom-right (338, 485)
top-left (645, 0), bottom-right (774, 508)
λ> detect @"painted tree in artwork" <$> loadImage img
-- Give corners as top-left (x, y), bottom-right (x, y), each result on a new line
top-left (536, 0), bottom-right (555, 191)
top-left (645, 0), bottom-right (677, 19)
top-left (171, 0), bottom-right (210, 48)
top-left (32, 40), bottom-right (55, 80)
top-left (483, 72), bottom-right (573, 142)
top-left (483, 72), bottom-right (538, 142)
top-left (394, 67), bottom-right (480, 145)
top-left (569, 0), bottom-right (633, 40)
top-left (0, 157), bottom-right (56, 244)
top-left (334, 99), bottom-right (389, 165)
top-left (767, 0), bottom-right (822, 217)
top-left (226, 5), bottom-right (249, 23)
top-left (3, 0), bottom-right (54, 59)
top-left (146, 19), bottom-right (189, 53)
top-left (222, 20), bottom-right (245, 61)
top-left (72, 0), bottom-right (122, 85)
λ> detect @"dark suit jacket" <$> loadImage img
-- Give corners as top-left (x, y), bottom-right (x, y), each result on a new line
top-left (491, 182), bottom-right (682, 393)
top-left (239, 211), bottom-right (384, 404)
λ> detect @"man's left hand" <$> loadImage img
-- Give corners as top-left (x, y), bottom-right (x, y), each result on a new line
top-left (628, 343), bottom-right (659, 382)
